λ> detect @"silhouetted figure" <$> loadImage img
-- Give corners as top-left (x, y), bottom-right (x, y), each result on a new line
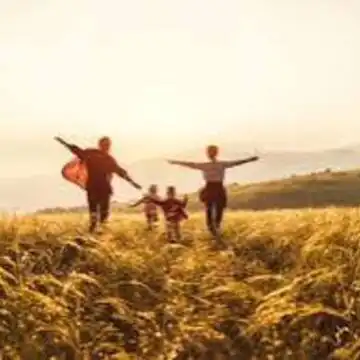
top-left (150, 186), bottom-right (188, 243)
top-left (129, 184), bottom-right (160, 230)
top-left (55, 136), bottom-right (141, 232)
top-left (168, 145), bottom-right (259, 240)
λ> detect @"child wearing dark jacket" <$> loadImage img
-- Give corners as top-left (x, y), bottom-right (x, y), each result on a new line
top-left (150, 186), bottom-right (188, 243)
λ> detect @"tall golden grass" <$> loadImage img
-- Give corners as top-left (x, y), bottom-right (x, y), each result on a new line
top-left (1, 209), bottom-right (360, 359)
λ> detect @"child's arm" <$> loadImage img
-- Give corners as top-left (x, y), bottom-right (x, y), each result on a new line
top-left (149, 197), bottom-right (165, 206)
top-left (129, 197), bottom-right (145, 208)
top-left (179, 198), bottom-right (189, 220)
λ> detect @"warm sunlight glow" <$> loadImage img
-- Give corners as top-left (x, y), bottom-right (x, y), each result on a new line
top-left (1, 0), bottom-right (359, 157)
top-left (1, 0), bottom-right (360, 210)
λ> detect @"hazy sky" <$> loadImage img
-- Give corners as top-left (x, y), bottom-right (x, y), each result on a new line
top-left (1, 0), bottom-right (360, 175)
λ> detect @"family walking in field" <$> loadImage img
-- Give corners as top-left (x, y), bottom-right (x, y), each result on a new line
top-left (55, 136), bottom-right (259, 243)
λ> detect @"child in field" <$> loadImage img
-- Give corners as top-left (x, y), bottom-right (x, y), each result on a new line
top-left (129, 185), bottom-right (160, 230)
top-left (150, 186), bottom-right (188, 243)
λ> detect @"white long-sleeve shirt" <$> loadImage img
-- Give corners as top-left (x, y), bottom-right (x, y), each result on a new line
top-left (170, 158), bottom-right (256, 182)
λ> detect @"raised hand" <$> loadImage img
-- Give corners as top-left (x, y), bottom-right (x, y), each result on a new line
top-left (54, 136), bottom-right (67, 146)
top-left (132, 181), bottom-right (142, 190)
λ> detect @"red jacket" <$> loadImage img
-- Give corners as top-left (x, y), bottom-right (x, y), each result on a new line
top-left (151, 197), bottom-right (188, 222)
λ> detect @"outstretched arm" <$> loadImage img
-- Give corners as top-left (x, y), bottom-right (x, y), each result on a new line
top-left (129, 197), bottom-right (145, 208)
top-left (113, 163), bottom-right (142, 190)
top-left (145, 195), bottom-right (166, 209)
top-left (223, 156), bottom-right (259, 169)
top-left (148, 196), bottom-right (164, 206)
top-left (54, 136), bottom-right (85, 159)
top-left (167, 160), bottom-right (205, 170)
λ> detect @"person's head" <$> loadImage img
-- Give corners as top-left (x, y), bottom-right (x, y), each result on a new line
top-left (166, 186), bottom-right (176, 199)
top-left (98, 136), bottom-right (112, 153)
top-left (149, 184), bottom-right (158, 195)
top-left (206, 144), bottom-right (219, 160)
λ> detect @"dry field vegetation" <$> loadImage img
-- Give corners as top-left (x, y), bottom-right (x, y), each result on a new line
top-left (2, 209), bottom-right (360, 359)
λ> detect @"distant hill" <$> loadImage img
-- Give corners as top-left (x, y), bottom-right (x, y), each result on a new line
top-left (3, 143), bottom-right (360, 211)
top-left (198, 169), bottom-right (360, 210)
top-left (36, 168), bottom-right (360, 214)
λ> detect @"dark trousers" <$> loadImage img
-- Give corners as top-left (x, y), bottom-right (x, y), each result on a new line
top-left (206, 201), bottom-right (225, 235)
top-left (86, 191), bottom-right (111, 232)
top-left (202, 182), bottom-right (227, 236)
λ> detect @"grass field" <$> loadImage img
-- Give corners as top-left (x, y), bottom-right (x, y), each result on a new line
top-left (2, 209), bottom-right (360, 359)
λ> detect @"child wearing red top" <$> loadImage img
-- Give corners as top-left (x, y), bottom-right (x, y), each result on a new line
top-left (150, 186), bottom-right (188, 243)
top-left (130, 185), bottom-right (160, 230)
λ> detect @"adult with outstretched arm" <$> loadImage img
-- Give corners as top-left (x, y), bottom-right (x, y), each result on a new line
top-left (55, 136), bottom-right (142, 233)
top-left (168, 145), bottom-right (259, 241)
